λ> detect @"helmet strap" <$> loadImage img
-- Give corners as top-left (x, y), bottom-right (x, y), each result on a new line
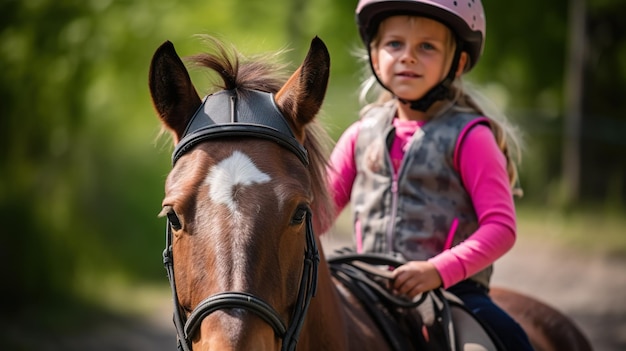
top-left (369, 41), bottom-right (464, 112)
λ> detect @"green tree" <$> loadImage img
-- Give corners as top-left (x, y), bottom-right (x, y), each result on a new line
top-left (0, 0), bottom-right (95, 310)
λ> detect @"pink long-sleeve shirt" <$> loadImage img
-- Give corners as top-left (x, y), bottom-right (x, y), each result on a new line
top-left (327, 117), bottom-right (516, 288)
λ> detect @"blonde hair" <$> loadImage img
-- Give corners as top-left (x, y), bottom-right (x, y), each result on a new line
top-left (356, 21), bottom-right (523, 196)
top-left (450, 82), bottom-right (524, 197)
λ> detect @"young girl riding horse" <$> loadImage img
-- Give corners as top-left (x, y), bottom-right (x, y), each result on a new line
top-left (325, 1), bottom-right (533, 349)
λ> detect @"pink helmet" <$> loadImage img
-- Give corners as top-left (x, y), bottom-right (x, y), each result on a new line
top-left (356, 0), bottom-right (486, 71)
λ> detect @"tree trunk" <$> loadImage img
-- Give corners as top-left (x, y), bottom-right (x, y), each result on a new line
top-left (562, 0), bottom-right (586, 204)
top-left (286, 0), bottom-right (307, 61)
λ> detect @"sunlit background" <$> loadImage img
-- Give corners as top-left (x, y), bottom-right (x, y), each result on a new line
top-left (1, 0), bottom-right (625, 350)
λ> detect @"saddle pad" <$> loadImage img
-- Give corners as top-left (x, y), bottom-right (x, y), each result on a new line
top-left (450, 302), bottom-right (498, 351)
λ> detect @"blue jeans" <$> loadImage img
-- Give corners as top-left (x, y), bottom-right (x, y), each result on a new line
top-left (447, 281), bottom-right (534, 351)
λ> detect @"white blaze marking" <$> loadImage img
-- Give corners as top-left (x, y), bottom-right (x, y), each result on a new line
top-left (206, 151), bottom-right (271, 213)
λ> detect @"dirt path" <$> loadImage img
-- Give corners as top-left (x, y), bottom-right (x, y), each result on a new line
top-left (8, 232), bottom-right (624, 350)
top-left (491, 234), bottom-right (626, 351)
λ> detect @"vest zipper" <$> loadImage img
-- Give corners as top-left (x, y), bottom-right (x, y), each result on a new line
top-left (387, 175), bottom-right (399, 252)
top-left (387, 126), bottom-right (417, 254)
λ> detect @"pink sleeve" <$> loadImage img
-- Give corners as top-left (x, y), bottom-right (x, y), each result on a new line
top-left (428, 123), bottom-right (516, 288)
top-left (324, 122), bottom-right (360, 226)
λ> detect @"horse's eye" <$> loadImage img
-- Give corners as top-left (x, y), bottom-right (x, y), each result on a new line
top-left (167, 211), bottom-right (182, 231)
top-left (160, 206), bottom-right (182, 231)
top-left (291, 206), bottom-right (308, 225)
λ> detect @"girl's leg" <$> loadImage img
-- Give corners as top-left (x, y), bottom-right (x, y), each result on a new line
top-left (448, 281), bottom-right (534, 351)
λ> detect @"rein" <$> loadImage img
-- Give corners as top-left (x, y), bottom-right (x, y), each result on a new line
top-left (328, 252), bottom-right (457, 351)
top-left (328, 253), bottom-right (428, 308)
top-left (162, 88), bottom-right (319, 351)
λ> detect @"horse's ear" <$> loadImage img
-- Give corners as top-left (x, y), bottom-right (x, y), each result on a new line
top-left (149, 41), bottom-right (202, 143)
top-left (275, 36), bottom-right (330, 140)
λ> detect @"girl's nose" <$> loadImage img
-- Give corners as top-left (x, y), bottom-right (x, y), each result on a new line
top-left (399, 48), bottom-right (417, 64)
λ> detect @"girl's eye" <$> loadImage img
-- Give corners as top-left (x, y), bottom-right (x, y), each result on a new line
top-left (420, 42), bottom-right (436, 51)
top-left (385, 40), bottom-right (402, 49)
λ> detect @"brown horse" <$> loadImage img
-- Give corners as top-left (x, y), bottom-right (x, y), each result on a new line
top-left (148, 36), bottom-right (592, 351)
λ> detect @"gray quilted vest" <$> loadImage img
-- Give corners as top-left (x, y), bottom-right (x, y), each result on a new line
top-left (352, 101), bottom-right (493, 288)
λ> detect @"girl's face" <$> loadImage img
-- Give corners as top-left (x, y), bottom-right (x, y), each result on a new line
top-left (371, 16), bottom-right (461, 102)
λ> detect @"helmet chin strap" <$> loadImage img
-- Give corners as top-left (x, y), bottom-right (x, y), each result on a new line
top-left (370, 42), bottom-right (464, 112)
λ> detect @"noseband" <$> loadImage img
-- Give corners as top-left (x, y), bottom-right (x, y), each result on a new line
top-left (162, 89), bottom-right (320, 351)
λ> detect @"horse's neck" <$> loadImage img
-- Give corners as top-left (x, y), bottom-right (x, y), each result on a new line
top-left (298, 246), bottom-right (350, 350)
top-left (299, 241), bottom-right (393, 351)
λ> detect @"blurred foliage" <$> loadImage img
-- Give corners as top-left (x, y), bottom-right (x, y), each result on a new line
top-left (0, 0), bottom-right (624, 319)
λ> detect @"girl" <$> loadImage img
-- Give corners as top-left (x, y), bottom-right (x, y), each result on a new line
top-left (326, 0), bottom-right (533, 349)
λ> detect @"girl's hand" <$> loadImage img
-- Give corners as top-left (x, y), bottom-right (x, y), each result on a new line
top-left (392, 261), bottom-right (442, 298)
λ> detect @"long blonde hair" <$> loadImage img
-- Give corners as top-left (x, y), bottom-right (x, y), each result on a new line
top-left (450, 82), bottom-right (524, 197)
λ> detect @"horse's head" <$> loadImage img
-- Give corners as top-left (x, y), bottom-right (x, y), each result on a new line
top-left (149, 37), bottom-right (331, 351)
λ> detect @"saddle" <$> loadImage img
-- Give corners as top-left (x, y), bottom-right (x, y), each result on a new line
top-left (328, 250), bottom-right (504, 351)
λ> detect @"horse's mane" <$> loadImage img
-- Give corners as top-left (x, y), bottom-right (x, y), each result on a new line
top-left (187, 35), bottom-right (335, 231)
top-left (188, 35), bottom-right (289, 93)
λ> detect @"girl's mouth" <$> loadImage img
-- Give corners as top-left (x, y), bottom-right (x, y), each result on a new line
top-left (397, 71), bottom-right (419, 78)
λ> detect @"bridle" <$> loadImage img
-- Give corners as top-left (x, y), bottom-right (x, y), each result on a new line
top-left (162, 89), bottom-right (320, 351)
